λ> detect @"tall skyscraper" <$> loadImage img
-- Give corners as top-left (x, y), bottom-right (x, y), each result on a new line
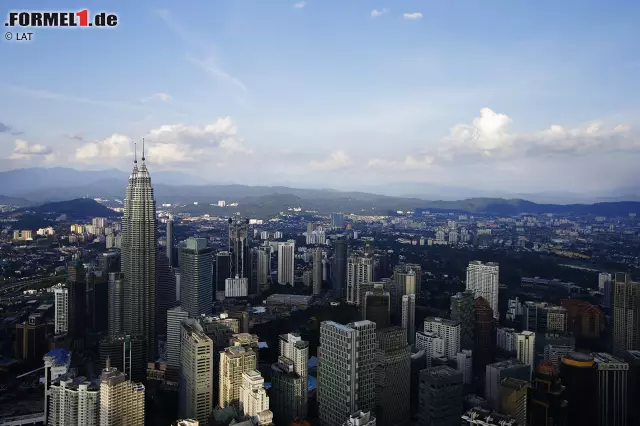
top-left (451, 291), bottom-right (476, 350)
top-left (67, 262), bottom-right (86, 348)
top-left (423, 317), bottom-right (461, 360)
top-left (121, 151), bottom-right (157, 361)
top-left (466, 261), bottom-right (499, 320)
top-left (219, 346), bottom-right (258, 409)
top-left (560, 352), bottom-right (598, 426)
top-left (401, 294), bottom-right (416, 345)
top-left (180, 238), bottom-right (214, 317)
top-left (271, 333), bottom-right (309, 424)
top-left (167, 306), bottom-right (189, 381)
top-left (279, 333), bottom-right (309, 411)
top-left (318, 320), bottom-right (377, 426)
top-left (612, 272), bottom-right (640, 356)
top-left (108, 272), bottom-right (124, 338)
top-left (215, 251), bottom-right (232, 300)
top-left (418, 366), bottom-right (463, 426)
top-left (333, 237), bottom-right (347, 298)
top-left (515, 331), bottom-right (535, 375)
top-left (346, 255), bottom-right (373, 305)
top-left (157, 246), bottom-right (177, 337)
top-left (229, 218), bottom-right (253, 292)
top-left (363, 284), bottom-right (391, 329)
top-left (180, 320), bottom-right (214, 424)
top-left (375, 327), bottom-right (411, 426)
top-left (313, 248), bottom-right (323, 295)
top-left (256, 246), bottom-right (271, 292)
top-left (593, 352), bottom-right (628, 426)
top-left (331, 212), bottom-right (345, 230)
top-left (393, 263), bottom-right (421, 295)
top-left (99, 360), bottom-right (145, 426)
top-left (625, 350), bottom-right (640, 426)
top-left (278, 240), bottom-right (296, 286)
top-left (474, 297), bottom-right (495, 373)
top-left (499, 377), bottom-right (528, 426)
top-left (485, 359), bottom-right (530, 410)
top-left (528, 361), bottom-right (568, 426)
top-left (166, 215), bottom-right (174, 267)
top-left (53, 285), bottom-right (68, 335)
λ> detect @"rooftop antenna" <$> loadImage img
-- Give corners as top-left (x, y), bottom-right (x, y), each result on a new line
top-left (142, 137), bottom-right (145, 162)
top-left (134, 142), bottom-right (138, 164)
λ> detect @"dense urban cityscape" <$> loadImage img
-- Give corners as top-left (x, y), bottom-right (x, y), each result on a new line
top-left (0, 152), bottom-right (639, 426)
top-left (3, 1), bottom-right (640, 425)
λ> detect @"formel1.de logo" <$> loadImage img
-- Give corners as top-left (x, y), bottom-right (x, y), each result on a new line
top-left (4, 10), bottom-right (118, 41)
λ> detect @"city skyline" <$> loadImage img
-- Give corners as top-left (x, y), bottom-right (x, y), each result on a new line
top-left (1, 0), bottom-right (639, 193)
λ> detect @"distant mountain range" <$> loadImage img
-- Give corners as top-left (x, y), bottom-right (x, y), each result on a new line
top-left (1, 167), bottom-right (640, 217)
top-left (16, 198), bottom-right (120, 218)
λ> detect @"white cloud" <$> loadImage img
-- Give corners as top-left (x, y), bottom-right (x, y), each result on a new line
top-left (371, 8), bottom-right (388, 17)
top-left (293, 2), bottom-right (306, 9)
top-left (376, 107), bottom-right (636, 168)
top-left (74, 117), bottom-right (252, 166)
top-left (9, 139), bottom-right (53, 159)
top-left (403, 12), bottom-right (423, 20)
top-left (75, 134), bottom-right (132, 161)
top-left (142, 93), bottom-right (172, 103)
top-left (309, 151), bottom-right (353, 171)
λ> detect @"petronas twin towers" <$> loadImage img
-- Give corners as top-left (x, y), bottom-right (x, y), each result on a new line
top-left (121, 148), bottom-right (157, 361)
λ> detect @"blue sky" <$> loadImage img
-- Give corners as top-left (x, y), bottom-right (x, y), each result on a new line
top-left (1, 0), bottom-right (639, 194)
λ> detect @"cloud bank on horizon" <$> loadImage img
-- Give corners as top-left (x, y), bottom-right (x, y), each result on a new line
top-left (1, 0), bottom-right (639, 194)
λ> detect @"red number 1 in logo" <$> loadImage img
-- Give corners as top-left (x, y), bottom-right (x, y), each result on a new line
top-left (76, 9), bottom-right (89, 26)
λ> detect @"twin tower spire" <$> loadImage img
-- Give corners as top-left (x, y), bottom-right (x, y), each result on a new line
top-left (133, 138), bottom-right (146, 164)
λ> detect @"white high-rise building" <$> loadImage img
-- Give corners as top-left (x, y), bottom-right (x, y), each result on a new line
top-left (516, 331), bottom-right (535, 375)
top-left (181, 320), bottom-right (214, 424)
top-left (318, 321), bottom-right (377, 426)
top-left (99, 361), bottom-right (145, 426)
top-left (346, 256), bottom-right (373, 305)
top-left (48, 378), bottom-right (100, 426)
top-left (599, 272), bottom-right (612, 292)
top-left (466, 261), bottom-right (499, 320)
top-left (456, 349), bottom-right (473, 385)
top-left (277, 240), bottom-right (295, 286)
top-left (401, 294), bottom-right (416, 345)
top-left (423, 317), bottom-right (461, 359)
top-left (166, 306), bottom-right (189, 380)
top-left (415, 331), bottom-right (445, 368)
top-left (53, 285), bottom-right (68, 335)
top-left (239, 370), bottom-right (270, 420)
top-left (225, 275), bottom-right (249, 298)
